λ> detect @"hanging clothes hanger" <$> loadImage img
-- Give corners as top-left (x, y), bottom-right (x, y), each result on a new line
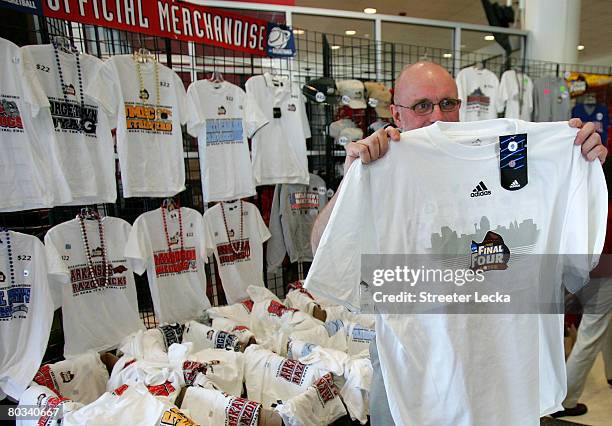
top-left (133, 47), bottom-right (154, 63)
top-left (79, 206), bottom-right (99, 220)
top-left (53, 35), bottom-right (75, 53)
top-left (209, 71), bottom-right (224, 83)
top-left (162, 197), bottom-right (178, 211)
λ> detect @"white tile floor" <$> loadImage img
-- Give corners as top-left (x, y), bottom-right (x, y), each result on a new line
top-left (570, 353), bottom-right (612, 426)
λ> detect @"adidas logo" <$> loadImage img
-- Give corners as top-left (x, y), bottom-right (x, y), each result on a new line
top-left (470, 181), bottom-right (491, 197)
top-left (509, 180), bottom-right (521, 189)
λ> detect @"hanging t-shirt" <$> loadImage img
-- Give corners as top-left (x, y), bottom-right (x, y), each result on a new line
top-left (533, 76), bottom-right (571, 122)
top-left (0, 38), bottom-right (70, 212)
top-left (45, 217), bottom-right (144, 357)
top-left (203, 201), bottom-right (271, 304)
top-left (572, 103), bottom-right (609, 146)
top-left (126, 207), bottom-right (211, 324)
top-left (305, 119), bottom-right (607, 426)
top-left (0, 231), bottom-right (54, 400)
top-left (245, 73), bottom-right (311, 185)
top-left (33, 351), bottom-right (109, 405)
top-left (267, 173), bottom-right (328, 272)
top-left (86, 55), bottom-right (187, 198)
top-left (22, 44), bottom-right (116, 205)
top-left (456, 66), bottom-right (501, 121)
top-left (497, 70), bottom-right (534, 121)
top-left (186, 80), bottom-right (268, 202)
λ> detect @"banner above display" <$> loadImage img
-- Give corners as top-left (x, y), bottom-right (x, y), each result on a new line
top-left (39, 0), bottom-right (295, 57)
top-left (0, 0), bottom-right (43, 15)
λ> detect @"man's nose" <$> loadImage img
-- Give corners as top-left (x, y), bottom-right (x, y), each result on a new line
top-left (429, 104), bottom-right (445, 122)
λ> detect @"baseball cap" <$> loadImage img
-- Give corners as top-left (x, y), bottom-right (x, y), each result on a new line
top-left (336, 127), bottom-right (363, 147)
top-left (369, 87), bottom-right (392, 118)
top-left (302, 77), bottom-right (338, 104)
top-left (329, 118), bottom-right (356, 138)
top-left (364, 81), bottom-right (392, 118)
top-left (336, 80), bottom-right (367, 109)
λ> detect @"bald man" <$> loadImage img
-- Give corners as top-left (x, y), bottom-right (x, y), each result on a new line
top-left (309, 62), bottom-right (608, 425)
top-left (311, 61), bottom-right (607, 252)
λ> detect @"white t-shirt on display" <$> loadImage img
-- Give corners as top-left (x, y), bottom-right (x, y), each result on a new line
top-left (0, 231), bottom-right (54, 400)
top-left (245, 73), bottom-right (311, 185)
top-left (186, 80), bottom-right (268, 202)
top-left (203, 201), bottom-right (271, 304)
top-left (498, 70), bottom-right (534, 121)
top-left (126, 207), bottom-right (211, 324)
top-left (45, 217), bottom-right (144, 357)
top-left (456, 66), bottom-right (501, 121)
top-left (182, 348), bottom-right (246, 397)
top-left (181, 386), bottom-right (261, 426)
top-left (182, 320), bottom-right (240, 352)
top-left (22, 44), bottom-right (116, 205)
top-left (0, 38), bottom-right (70, 212)
top-left (86, 55), bottom-right (187, 198)
top-left (33, 351), bottom-right (109, 405)
top-left (16, 383), bottom-right (83, 426)
top-left (244, 344), bottom-right (329, 407)
top-left (305, 119), bottom-right (607, 426)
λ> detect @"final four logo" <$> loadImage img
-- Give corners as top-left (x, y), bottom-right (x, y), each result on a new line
top-left (470, 231), bottom-right (510, 271)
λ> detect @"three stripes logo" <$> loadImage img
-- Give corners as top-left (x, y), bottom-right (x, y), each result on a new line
top-left (509, 180), bottom-right (521, 189)
top-left (470, 181), bottom-right (491, 197)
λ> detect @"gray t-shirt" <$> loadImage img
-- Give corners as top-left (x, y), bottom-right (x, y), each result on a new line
top-left (532, 76), bottom-right (571, 122)
top-left (267, 173), bottom-right (328, 271)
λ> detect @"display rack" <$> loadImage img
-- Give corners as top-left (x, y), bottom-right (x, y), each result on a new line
top-left (1, 7), bottom-right (611, 363)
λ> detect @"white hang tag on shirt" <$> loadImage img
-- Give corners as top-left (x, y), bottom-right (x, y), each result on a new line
top-left (499, 133), bottom-right (528, 191)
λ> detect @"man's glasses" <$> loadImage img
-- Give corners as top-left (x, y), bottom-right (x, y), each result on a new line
top-left (394, 98), bottom-right (462, 116)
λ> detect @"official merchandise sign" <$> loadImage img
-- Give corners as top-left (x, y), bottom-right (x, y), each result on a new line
top-left (40, 0), bottom-right (295, 58)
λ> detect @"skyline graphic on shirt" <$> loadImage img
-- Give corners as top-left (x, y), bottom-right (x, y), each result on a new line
top-left (430, 216), bottom-right (539, 255)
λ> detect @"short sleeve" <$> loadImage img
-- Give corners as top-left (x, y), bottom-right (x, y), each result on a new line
top-left (43, 231), bottom-right (69, 280)
top-left (202, 210), bottom-right (216, 257)
top-left (195, 214), bottom-right (208, 261)
top-left (43, 230), bottom-right (68, 310)
top-left (244, 90), bottom-right (268, 138)
top-left (125, 216), bottom-right (152, 275)
top-left (185, 83), bottom-right (203, 137)
top-left (86, 60), bottom-right (119, 127)
top-left (20, 48), bottom-right (49, 117)
top-left (304, 163), bottom-right (375, 311)
top-left (253, 204), bottom-right (271, 243)
top-left (300, 93), bottom-right (311, 139)
top-left (497, 72), bottom-right (510, 113)
top-left (560, 147), bottom-right (608, 292)
top-left (173, 72), bottom-right (188, 126)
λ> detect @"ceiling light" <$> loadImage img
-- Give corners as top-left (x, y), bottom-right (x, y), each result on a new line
top-left (577, 45), bottom-right (585, 51)
top-left (345, 30), bottom-right (356, 35)
top-left (443, 53), bottom-right (452, 58)
top-left (331, 45), bottom-right (341, 50)
top-left (364, 8), bottom-right (377, 14)
top-left (293, 29), bottom-right (304, 35)
top-left (484, 35), bottom-right (495, 41)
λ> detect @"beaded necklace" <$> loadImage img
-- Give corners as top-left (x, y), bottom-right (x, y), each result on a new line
top-left (52, 40), bottom-right (85, 132)
top-left (0, 228), bottom-right (15, 287)
top-left (134, 54), bottom-right (160, 121)
top-left (77, 212), bottom-right (109, 288)
top-left (161, 205), bottom-right (185, 263)
top-left (220, 201), bottom-right (245, 255)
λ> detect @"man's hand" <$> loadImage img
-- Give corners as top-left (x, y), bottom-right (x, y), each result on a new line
top-left (344, 126), bottom-right (402, 174)
top-left (569, 118), bottom-right (608, 164)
